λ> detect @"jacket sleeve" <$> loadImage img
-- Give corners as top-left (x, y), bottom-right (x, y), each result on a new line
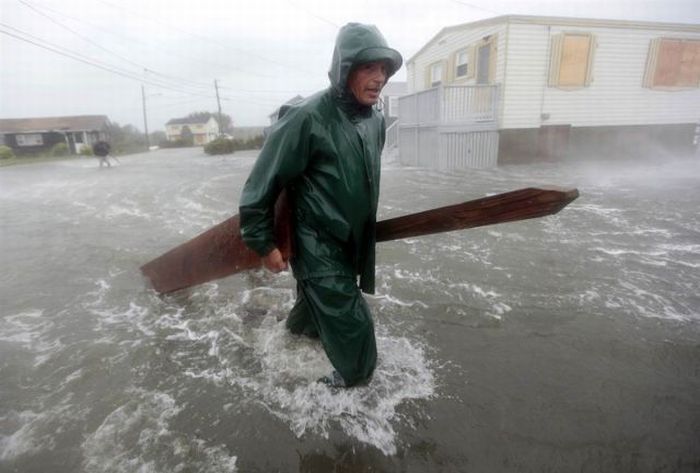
top-left (239, 109), bottom-right (312, 256)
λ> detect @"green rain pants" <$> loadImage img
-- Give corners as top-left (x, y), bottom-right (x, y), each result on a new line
top-left (286, 276), bottom-right (377, 387)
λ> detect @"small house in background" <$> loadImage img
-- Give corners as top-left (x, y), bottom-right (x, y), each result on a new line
top-left (165, 116), bottom-right (218, 145)
top-left (0, 115), bottom-right (110, 155)
top-left (401, 15), bottom-right (700, 169)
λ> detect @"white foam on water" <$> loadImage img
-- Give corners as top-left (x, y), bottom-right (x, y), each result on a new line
top-left (81, 389), bottom-right (238, 473)
top-left (606, 280), bottom-right (697, 322)
top-left (0, 400), bottom-right (84, 462)
top-left (235, 319), bottom-right (436, 456)
top-left (0, 410), bottom-right (45, 461)
top-left (658, 243), bottom-right (700, 254)
top-left (103, 204), bottom-right (152, 221)
top-left (371, 293), bottom-right (429, 309)
top-left (179, 291), bottom-right (437, 456)
top-left (0, 309), bottom-right (66, 367)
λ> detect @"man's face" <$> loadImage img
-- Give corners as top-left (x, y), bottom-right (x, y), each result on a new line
top-left (347, 61), bottom-right (388, 106)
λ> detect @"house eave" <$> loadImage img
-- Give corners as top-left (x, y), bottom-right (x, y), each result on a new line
top-left (406, 14), bottom-right (700, 64)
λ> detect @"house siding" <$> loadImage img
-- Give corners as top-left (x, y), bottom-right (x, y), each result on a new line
top-left (404, 16), bottom-right (700, 166)
top-left (503, 22), bottom-right (700, 129)
top-left (407, 23), bottom-right (508, 92)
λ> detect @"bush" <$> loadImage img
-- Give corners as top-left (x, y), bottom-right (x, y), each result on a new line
top-left (79, 145), bottom-right (93, 156)
top-left (204, 137), bottom-right (237, 155)
top-left (0, 145), bottom-right (15, 160)
top-left (51, 142), bottom-right (70, 157)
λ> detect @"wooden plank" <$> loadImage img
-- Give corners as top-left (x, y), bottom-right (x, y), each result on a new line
top-left (141, 187), bottom-right (579, 294)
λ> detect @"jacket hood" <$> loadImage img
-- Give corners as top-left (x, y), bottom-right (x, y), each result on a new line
top-left (328, 23), bottom-right (403, 92)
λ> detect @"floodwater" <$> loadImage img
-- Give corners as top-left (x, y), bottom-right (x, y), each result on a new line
top-left (1, 148), bottom-right (699, 472)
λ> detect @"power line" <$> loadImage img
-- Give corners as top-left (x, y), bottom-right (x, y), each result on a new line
top-left (16, 0), bottom-right (269, 81)
top-left (448, 0), bottom-right (501, 16)
top-left (0, 24), bottom-right (220, 99)
top-left (94, 0), bottom-right (316, 77)
top-left (285, 0), bottom-right (339, 28)
top-left (16, 0), bottom-right (213, 90)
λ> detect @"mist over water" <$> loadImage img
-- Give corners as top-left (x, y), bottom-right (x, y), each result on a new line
top-left (1, 149), bottom-right (699, 472)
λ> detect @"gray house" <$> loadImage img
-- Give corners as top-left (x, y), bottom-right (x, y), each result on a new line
top-left (0, 115), bottom-right (111, 155)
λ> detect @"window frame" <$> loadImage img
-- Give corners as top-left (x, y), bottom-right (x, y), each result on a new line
top-left (16, 133), bottom-right (44, 147)
top-left (454, 48), bottom-right (471, 79)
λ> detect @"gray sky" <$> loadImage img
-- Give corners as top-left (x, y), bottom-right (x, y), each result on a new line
top-left (1, 0), bottom-right (698, 130)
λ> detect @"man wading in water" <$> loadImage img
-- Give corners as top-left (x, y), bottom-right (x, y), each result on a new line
top-left (239, 23), bottom-right (402, 388)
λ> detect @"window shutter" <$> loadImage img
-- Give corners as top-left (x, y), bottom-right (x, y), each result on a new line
top-left (467, 46), bottom-right (476, 79)
top-left (445, 55), bottom-right (454, 84)
top-left (584, 35), bottom-right (596, 86)
top-left (548, 34), bottom-right (564, 86)
top-left (441, 59), bottom-right (449, 85)
top-left (643, 38), bottom-right (661, 88)
top-left (488, 37), bottom-right (498, 83)
top-left (425, 64), bottom-right (433, 89)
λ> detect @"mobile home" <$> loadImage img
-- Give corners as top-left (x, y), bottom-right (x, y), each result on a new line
top-left (401, 15), bottom-right (700, 168)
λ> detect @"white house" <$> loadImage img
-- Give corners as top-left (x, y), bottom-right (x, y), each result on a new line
top-left (401, 15), bottom-right (700, 168)
top-left (165, 116), bottom-right (219, 145)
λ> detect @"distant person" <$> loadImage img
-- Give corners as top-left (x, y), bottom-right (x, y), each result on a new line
top-left (239, 23), bottom-right (402, 388)
top-left (92, 140), bottom-right (112, 168)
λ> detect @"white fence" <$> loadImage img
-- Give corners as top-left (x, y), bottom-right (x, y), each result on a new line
top-left (398, 85), bottom-right (500, 169)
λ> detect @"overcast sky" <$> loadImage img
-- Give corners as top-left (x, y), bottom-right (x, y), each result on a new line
top-left (1, 0), bottom-right (698, 130)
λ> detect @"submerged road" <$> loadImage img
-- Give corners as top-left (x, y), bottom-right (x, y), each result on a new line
top-left (1, 148), bottom-right (699, 472)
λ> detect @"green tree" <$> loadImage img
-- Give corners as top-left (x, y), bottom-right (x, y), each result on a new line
top-left (149, 130), bottom-right (166, 144)
top-left (105, 121), bottom-right (147, 155)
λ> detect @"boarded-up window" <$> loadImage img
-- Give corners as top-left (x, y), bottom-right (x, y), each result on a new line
top-left (548, 33), bottom-right (595, 88)
top-left (644, 38), bottom-right (700, 88)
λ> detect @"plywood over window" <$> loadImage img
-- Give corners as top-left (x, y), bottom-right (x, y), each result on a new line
top-left (549, 33), bottom-right (595, 88)
top-left (644, 38), bottom-right (700, 89)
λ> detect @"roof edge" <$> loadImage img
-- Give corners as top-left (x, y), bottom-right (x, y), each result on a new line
top-left (406, 14), bottom-right (700, 64)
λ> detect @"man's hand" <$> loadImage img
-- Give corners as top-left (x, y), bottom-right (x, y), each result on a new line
top-left (262, 247), bottom-right (288, 273)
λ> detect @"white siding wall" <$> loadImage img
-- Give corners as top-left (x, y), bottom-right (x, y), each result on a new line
top-left (409, 18), bottom-right (700, 130)
top-left (503, 23), bottom-right (700, 129)
top-left (407, 23), bottom-right (508, 93)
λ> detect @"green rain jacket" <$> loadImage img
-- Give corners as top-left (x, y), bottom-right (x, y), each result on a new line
top-left (239, 24), bottom-right (402, 294)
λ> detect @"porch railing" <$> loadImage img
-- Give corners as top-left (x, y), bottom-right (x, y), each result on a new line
top-left (398, 84), bottom-right (499, 127)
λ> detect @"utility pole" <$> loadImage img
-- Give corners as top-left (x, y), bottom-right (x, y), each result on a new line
top-left (214, 79), bottom-right (223, 136)
top-left (141, 84), bottom-right (150, 150)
